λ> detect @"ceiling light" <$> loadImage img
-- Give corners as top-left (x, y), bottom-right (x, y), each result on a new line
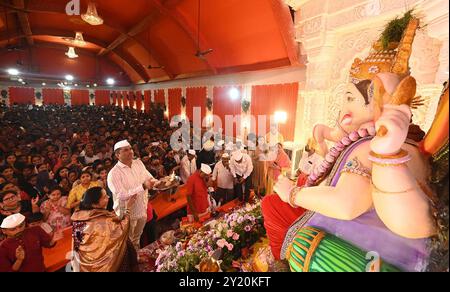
top-left (18, 78), bottom-right (23, 82)
top-left (86, 84), bottom-right (90, 88)
top-left (74, 84), bottom-right (79, 87)
top-left (65, 47), bottom-right (79, 59)
top-left (93, 83), bottom-right (98, 87)
top-left (106, 78), bottom-right (115, 85)
top-left (7, 68), bottom-right (20, 76)
top-left (81, 1), bottom-right (104, 26)
top-left (42, 82), bottom-right (46, 86)
top-left (21, 81), bottom-right (26, 85)
top-left (229, 87), bottom-right (240, 100)
top-left (65, 75), bottom-right (74, 81)
top-left (74, 32), bottom-right (86, 46)
top-left (274, 111), bottom-right (288, 124)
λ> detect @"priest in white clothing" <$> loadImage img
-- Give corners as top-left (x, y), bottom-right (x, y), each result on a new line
top-left (180, 150), bottom-right (197, 184)
top-left (107, 140), bottom-right (158, 251)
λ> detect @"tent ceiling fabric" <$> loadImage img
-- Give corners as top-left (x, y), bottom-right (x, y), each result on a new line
top-left (0, 0), bottom-right (302, 85)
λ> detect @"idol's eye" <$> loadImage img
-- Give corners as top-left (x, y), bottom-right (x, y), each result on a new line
top-left (346, 95), bottom-right (355, 103)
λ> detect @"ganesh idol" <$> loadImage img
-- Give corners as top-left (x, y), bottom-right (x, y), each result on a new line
top-left (262, 13), bottom-right (449, 272)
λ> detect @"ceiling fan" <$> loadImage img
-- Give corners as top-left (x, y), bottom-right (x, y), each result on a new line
top-left (195, 0), bottom-right (213, 59)
top-left (147, 65), bottom-right (165, 69)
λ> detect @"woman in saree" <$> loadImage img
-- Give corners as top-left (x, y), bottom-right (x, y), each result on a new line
top-left (266, 143), bottom-right (291, 195)
top-left (263, 15), bottom-right (447, 272)
top-left (71, 187), bottom-right (139, 272)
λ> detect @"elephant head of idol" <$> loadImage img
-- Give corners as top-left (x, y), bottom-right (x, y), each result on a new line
top-left (313, 16), bottom-right (420, 156)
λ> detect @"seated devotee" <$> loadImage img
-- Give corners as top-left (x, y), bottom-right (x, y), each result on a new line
top-left (0, 213), bottom-right (57, 272)
top-left (229, 151), bottom-right (253, 203)
top-left (0, 190), bottom-right (41, 226)
top-left (1, 166), bottom-right (16, 184)
top-left (163, 150), bottom-right (180, 175)
top-left (212, 153), bottom-right (235, 205)
top-left (186, 164), bottom-right (213, 222)
top-left (148, 156), bottom-right (166, 179)
top-left (265, 123), bottom-right (284, 147)
top-left (180, 150), bottom-right (197, 184)
top-left (196, 140), bottom-right (216, 170)
top-left (66, 170), bottom-right (101, 210)
top-left (266, 143), bottom-right (291, 195)
top-left (71, 187), bottom-right (139, 272)
top-left (40, 187), bottom-right (71, 232)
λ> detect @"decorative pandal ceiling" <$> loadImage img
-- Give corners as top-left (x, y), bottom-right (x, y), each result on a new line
top-left (0, 0), bottom-right (302, 86)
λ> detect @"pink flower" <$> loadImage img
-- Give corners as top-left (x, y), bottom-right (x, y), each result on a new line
top-left (232, 233), bottom-right (240, 241)
top-left (244, 225), bottom-right (252, 232)
top-left (217, 239), bottom-right (227, 248)
top-left (227, 243), bottom-right (234, 251)
top-left (226, 230), bottom-right (234, 238)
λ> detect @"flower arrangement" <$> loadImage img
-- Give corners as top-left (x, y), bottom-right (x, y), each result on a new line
top-left (155, 201), bottom-right (266, 272)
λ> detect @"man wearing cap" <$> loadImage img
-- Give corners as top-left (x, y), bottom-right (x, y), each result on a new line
top-left (0, 213), bottom-right (57, 272)
top-left (196, 140), bottom-right (216, 170)
top-left (230, 150), bottom-right (254, 203)
top-left (180, 150), bottom-right (197, 184)
top-left (212, 153), bottom-right (234, 205)
top-left (107, 140), bottom-right (159, 251)
top-left (185, 164), bottom-right (212, 222)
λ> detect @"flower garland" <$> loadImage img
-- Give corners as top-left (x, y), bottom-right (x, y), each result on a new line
top-left (306, 125), bottom-right (376, 187)
top-left (155, 201), bottom-right (266, 272)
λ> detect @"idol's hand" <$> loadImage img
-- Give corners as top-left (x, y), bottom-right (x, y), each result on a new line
top-left (273, 175), bottom-right (294, 204)
top-left (371, 104), bottom-right (412, 155)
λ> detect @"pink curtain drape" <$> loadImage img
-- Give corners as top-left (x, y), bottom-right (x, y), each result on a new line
top-left (9, 87), bottom-right (35, 105)
top-left (213, 86), bottom-right (243, 137)
top-left (250, 83), bottom-right (299, 141)
top-left (186, 87), bottom-right (207, 123)
top-left (144, 90), bottom-right (152, 112)
top-left (168, 88), bottom-right (182, 120)
top-left (43, 88), bottom-right (64, 105)
top-left (135, 91), bottom-right (143, 112)
top-left (70, 89), bottom-right (89, 105)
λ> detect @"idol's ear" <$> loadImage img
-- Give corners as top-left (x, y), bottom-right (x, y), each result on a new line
top-left (371, 76), bottom-right (387, 122)
top-left (390, 76), bottom-right (417, 107)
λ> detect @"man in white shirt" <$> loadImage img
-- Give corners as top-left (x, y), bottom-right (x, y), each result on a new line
top-left (229, 151), bottom-right (253, 203)
top-left (212, 153), bottom-right (234, 204)
top-left (81, 143), bottom-right (100, 165)
top-left (180, 150), bottom-right (197, 184)
top-left (107, 140), bottom-right (158, 251)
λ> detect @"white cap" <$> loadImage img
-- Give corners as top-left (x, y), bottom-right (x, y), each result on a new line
top-left (203, 140), bottom-right (215, 151)
top-left (222, 153), bottom-right (230, 159)
top-left (225, 142), bottom-right (234, 151)
top-left (188, 149), bottom-right (196, 156)
top-left (1, 213), bottom-right (25, 229)
top-left (200, 163), bottom-right (212, 175)
top-left (217, 140), bottom-right (225, 146)
top-left (152, 142), bottom-right (160, 146)
top-left (232, 151), bottom-right (243, 161)
top-left (114, 140), bottom-right (131, 152)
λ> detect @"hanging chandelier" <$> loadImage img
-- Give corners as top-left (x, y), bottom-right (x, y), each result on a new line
top-left (81, 1), bottom-right (104, 26)
top-left (65, 47), bottom-right (79, 59)
top-left (74, 32), bottom-right (85, 46)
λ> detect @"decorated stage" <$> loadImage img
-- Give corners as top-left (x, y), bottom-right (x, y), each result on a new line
top-left (42, 187), bottom-right (272, 272)
top-left (137, 197), bottom-right (279, 272)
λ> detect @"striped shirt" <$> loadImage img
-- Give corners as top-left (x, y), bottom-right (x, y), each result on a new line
top-left (107, 159), bottom-right (155, 220)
